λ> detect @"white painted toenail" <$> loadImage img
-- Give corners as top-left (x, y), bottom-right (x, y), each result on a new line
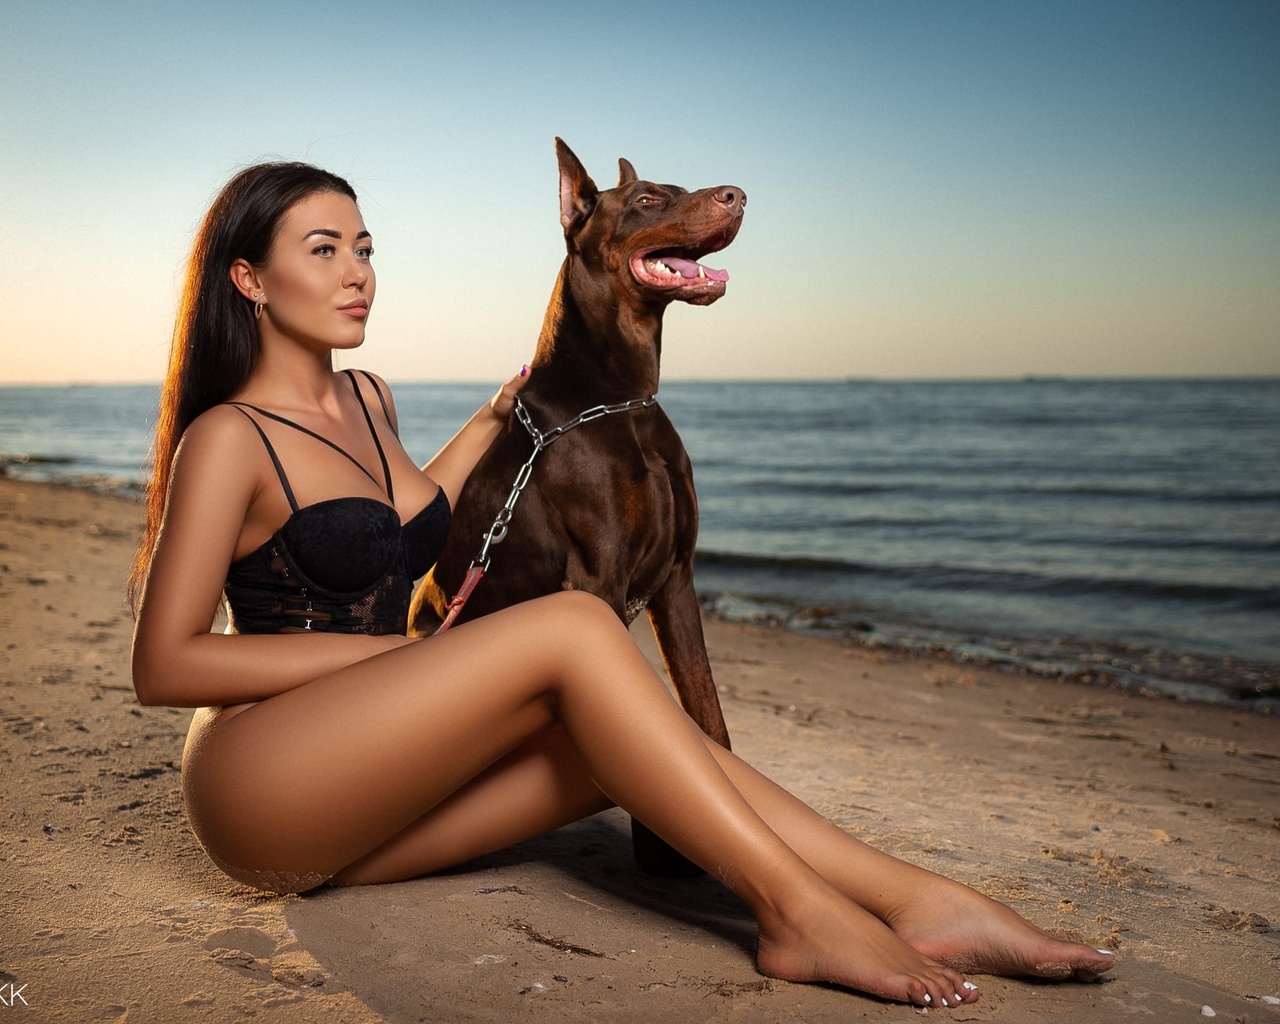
top-left (1096, 948), bottom-right (1114, 955)
top-left (963, 981), bottom-right (979, 990)
top-left (923, 993), bottom-right (931, 1003)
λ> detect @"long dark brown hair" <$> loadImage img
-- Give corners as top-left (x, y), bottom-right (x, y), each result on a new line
top-left (128, 162), bottom-right (359, 610)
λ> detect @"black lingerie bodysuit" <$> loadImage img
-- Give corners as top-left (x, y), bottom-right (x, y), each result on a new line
top-left (222, 369), bottom-right (450, 636)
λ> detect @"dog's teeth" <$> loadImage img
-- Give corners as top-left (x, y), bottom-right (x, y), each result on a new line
top-left (697, 264), bottom-right (706, 279)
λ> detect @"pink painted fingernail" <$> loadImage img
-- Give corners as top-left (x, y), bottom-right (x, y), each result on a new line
top-left (519, 364), bottom-right (529, 377)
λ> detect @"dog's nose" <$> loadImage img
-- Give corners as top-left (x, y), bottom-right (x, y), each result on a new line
top-left (713, 186), bottom-right (746, 213)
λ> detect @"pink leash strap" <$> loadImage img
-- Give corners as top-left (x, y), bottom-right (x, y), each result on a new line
top-left (433, 564), bottom-right (486, 635)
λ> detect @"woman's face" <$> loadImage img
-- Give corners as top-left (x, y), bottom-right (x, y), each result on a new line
top-left (254, 191), bottom-right (375, 353)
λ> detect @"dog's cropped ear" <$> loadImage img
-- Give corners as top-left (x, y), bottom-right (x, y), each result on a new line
top-left (555, 137), bottom-right (598, 236)
top-left (617, 158), bottom-right (637, 186)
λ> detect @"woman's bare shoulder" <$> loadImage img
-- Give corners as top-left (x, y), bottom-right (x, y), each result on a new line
top-left (349, 369), bottom-right (400, 427)
top-left (182, 402), bottom-right (262, 447)
top-left (354, 368), bottom-right (395, 400)
top-left (353, 368), bottom-right (392, 389)
top-left (169, 404), bottom-right (266, 497)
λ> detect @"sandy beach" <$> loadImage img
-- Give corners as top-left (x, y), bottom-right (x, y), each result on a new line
top-left (2, 473), bottom-right (1278, 1022)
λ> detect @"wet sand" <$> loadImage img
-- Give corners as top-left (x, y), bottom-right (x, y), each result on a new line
top-left (2, 474), bottom-right (1278, 1022)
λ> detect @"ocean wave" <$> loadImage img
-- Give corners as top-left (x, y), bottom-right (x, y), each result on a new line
top-left (0, 452), bottom-right (76, 466)
top-left (708, 474), bottom-right (1280, 505)
top-left (694, 548), bottom-right (1280, 611)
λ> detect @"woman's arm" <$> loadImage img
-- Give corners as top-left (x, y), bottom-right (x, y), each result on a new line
top-left (130, 407), bottom-right (413, 709)
top-left (419, 367), bottom-right (530, 508)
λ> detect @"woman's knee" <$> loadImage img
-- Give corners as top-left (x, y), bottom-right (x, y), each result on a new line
top-left (539, 589), bottom-right (625, 635)
top-left (512, 591), bottom-right (635, 673)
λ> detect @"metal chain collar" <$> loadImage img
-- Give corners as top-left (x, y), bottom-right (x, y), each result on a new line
top-left (470, 394), bottom-right (658, 573)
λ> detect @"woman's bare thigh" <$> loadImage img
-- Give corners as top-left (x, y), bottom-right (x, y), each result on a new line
top-left (180, 592), bottom-right (635, 890)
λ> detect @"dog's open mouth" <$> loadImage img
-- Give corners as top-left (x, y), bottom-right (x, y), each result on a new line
top-left (630, 244), bottom-right (730, 293)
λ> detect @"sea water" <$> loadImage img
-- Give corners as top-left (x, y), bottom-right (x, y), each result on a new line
top-left (3, 378), bottom-right (1276, 707)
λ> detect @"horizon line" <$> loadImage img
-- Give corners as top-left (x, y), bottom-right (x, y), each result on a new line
top-left (2, 371), bottom-right (1280, 389)
top-left (5, 372), bottom-right (1280, 388)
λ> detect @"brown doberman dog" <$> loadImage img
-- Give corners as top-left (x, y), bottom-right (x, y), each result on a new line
top-left (408, 138), bottom-right (745, 872)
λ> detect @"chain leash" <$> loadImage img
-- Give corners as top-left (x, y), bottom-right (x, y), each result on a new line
top-left (434, 393), bottom-right (657, 634)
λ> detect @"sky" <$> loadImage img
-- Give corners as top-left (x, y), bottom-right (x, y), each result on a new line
top-left (2, 0), bottom-right (1278, 384)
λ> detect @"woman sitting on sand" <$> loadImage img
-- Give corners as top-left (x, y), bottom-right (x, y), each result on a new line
top-left (128, 160), bottom-right (1114, 1009)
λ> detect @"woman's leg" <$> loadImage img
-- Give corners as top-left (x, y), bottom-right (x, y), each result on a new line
top-left (331, 723), bottom-right (616, 884)
top-left (329, 720), bottom-right (1112, 983)
top-left (182, 591), bottom-right (976, 1007)
top-left (702, 744), bottom-right (1116, 981)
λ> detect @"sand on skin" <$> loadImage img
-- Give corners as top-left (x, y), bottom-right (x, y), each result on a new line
top-left (1, 475), bottom-right (1278, 1022)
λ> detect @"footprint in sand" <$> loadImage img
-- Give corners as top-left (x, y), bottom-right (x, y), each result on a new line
top-left (1204, 908), bottom-right (1272, 933)
top-left (204, 926), bottom-right (277, 960)
top-left (203, 925), bottom-right (332, 990)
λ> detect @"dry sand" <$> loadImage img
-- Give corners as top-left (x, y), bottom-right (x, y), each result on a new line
top-left (2, 474), bottom-right (1278, 1022)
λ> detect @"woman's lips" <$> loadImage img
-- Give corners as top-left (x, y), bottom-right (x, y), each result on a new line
top-left (339, 300), bottom-right (369, 318)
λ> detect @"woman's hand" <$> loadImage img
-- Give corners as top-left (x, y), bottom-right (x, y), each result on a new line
top-left (425, 365), bottom-right (532, 508)
top-left (489, 365), bottom-right (531, 420)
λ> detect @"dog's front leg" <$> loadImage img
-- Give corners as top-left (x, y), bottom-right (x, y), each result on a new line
top-left (647, 568), bottom-right (730, 749)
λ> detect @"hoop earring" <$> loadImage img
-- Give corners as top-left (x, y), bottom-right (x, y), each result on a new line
top-left (253, 292), bottom-right (266, 321)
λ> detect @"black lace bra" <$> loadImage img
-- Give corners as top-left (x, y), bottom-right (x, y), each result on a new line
top-left (222, 370), bottom-right (450, 635)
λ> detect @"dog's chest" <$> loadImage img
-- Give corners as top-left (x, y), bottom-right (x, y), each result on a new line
top-left (542, 441), bottom-right (685, 538)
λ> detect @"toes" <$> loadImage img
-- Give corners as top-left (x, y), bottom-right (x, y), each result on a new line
top-left (940, 967), bottom-right (977, 1003)
top-left (911, 977), bottom-right (949, 1008)
top-left (919, 971), bottom-right (977, 1008)
top-left (1030, 942), bottom-right (1118, 981)
top-left (1073, 953), bottom-right (1116, 981)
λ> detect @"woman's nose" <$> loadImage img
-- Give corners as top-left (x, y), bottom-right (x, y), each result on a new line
top-left (344, 256), bottom-right (368, 286)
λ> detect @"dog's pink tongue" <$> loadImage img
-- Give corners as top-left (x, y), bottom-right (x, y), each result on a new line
top-left (664, 256), bottom-right (729, 282)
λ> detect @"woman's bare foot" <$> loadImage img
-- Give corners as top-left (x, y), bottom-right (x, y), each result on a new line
top-left (884, 876), bottom-right (1116, 981)
top-left (755, 883), bottom-right (982, 1007)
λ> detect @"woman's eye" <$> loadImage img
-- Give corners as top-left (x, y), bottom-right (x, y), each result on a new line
top-left (357, 246), bottom-right (374, 260)
top-left (313, 244), bottom-right (335, 256)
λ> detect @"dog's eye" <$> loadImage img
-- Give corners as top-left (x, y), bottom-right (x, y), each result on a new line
top-left (635, 193), bottom-right (661, 207)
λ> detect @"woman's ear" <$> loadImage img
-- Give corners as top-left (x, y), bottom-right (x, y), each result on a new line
top-left (229, 258), bottom-right (263, 301)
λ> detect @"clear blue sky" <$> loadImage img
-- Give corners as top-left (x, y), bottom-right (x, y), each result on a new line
top-left (3, 0), bottom-right (1277, 383)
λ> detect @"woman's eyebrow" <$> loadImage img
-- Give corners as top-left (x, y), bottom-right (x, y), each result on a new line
top-left (301, 228), bottom-right (372, 240)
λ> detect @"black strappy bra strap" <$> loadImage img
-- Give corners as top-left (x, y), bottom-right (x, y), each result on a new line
top-left (343, 369), bottom-right (395, 504)
top-left (227, 405), bottom-right (300, 512)
top-left (356, 369), bottom-right (398, 438)
top-left (228, 399), bottom-right (382, 490)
